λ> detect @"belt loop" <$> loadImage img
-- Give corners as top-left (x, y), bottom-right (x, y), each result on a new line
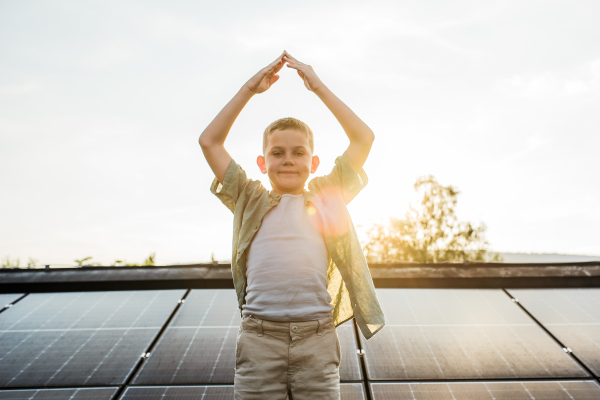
top-left (257, 318), bottom-right (264, 337)
top-left (317, 319), bottom-right (324, 336)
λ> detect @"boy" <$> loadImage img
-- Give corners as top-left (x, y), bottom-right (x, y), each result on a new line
top-left (199, 51), bottom-right (385, 399)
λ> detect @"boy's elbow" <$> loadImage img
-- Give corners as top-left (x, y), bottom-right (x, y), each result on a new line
top-left (368, 129), bottom-right (375, 144)
top-left (364, 129), bottom-right (375, 146)
top-left (198, 133), bottom-right (212, 150)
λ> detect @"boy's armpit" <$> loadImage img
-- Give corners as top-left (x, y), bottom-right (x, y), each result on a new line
top-left (210, 158), bottom-right (249, 213)
top-left (308, 151), bottom-right (368, 205)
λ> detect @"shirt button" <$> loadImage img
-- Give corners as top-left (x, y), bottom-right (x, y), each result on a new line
top-left (291, 326), bottom-right (298, 332)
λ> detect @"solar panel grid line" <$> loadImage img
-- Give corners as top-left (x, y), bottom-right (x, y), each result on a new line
top-left (362, 289), bottom-right (588, 381)
top-left (0, 294), bottom-right (27, 315)
top-left (403, 291), bottom-right (446, 379)
top-left (0, 290), bottom-right (186, 388)
top-left (456, 290), bottom-right (520, 378)
top-left (81, 291), bottom-right (167, 385)
top-left (132, 289), bottom-right (362, 385)
top-left (0, 387), bottom-right (119, 400)
top-left (109, 289), bottom-right (191, 400)
top-left (506, 289), bottom-right (600, 380)
top-left (428, 291), bottom-right (482, 379)
top-left (49, 292), bottom-right (141, 385)
top-left (2, 293), bottom-right (109, 386)
top-left (482, 289), bottom-right (558, 376)
top-left (368, 380), bottom-right (600, 400)
top-left (207, 303), bottom-right (238, 382)
top-left (340, 323), bottom-right (363, 382)
top-left (120, 383), bottom-right (366, 400)
top-left (171, 290), bottom-right (219, 383)
top-left (1, 293), bottom-right (63, 331)
top-left (503, 288), bottom-right (599, 380)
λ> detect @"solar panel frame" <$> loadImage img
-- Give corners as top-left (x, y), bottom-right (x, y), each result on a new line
top-left (369, 380), bottom-right (600, 400)
top-left (508, 288), bottom-right (600, 378)
top-left (360, 289), bottom-right (589, 381)
top-left (0, 387), bottom-right (118, 400)
top-left (132, 289), bottom-right (362, 385)
top-left (0, 294), bottom-right (24, 311)
top-left (0, 290), bottom-right (185, 387)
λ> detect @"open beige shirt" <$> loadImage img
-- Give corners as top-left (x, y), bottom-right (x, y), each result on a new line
top-left (210, 151), bottom-right (385, 339)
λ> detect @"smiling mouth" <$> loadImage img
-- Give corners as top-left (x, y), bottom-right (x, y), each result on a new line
top-left (279, 171), bottom-right (297, 174)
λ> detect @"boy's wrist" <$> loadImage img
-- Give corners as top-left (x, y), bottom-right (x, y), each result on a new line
top-left (313, 83), bottom-right (330, 97)
top-left (240, 85), bottom-right (257, 98)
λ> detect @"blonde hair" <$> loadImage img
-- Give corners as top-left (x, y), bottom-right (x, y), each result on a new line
top-left (262, 117), bottom-right (314, 154)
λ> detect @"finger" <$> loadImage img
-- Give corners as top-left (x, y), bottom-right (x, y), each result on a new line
top-left (284, 51), bottom-right (298, 62)
top-left (273, 59), bottom-right (286, 73)
top-left (269, 74), bottom-right (280, 85)
top-left (297, 70), bottom-right (304, 79)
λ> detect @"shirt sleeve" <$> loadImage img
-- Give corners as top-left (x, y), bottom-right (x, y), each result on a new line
top-left (307, 151), bottom-right (368, 205)
top-left (209, 158), bottom-right (248, 213)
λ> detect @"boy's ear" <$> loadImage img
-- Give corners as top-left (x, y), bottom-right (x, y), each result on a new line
top-left (311, 155), bottom-right (320, 174)
top-left (256, 155), bottom-right (267, 174)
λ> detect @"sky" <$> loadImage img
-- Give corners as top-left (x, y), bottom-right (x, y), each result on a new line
top-left (1, 0), bottom-right (599, 266)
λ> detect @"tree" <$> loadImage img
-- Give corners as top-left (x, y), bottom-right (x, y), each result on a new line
top-left (363, 175), bottom-right (501, 263)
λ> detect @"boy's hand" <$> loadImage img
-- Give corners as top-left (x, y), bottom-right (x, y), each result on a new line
top-left (244, 52), bottom-right (286, 94)
top-left (283, 52), bottom-right (325, 92)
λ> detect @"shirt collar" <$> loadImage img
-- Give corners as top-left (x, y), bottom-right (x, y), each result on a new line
top-left (268, 189), bottom-right (314, 206)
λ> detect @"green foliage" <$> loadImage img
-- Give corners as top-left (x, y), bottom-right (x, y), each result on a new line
top-left (111, 252), bottom-right (156, 267)
top-left (1, 256), bottom-right (21, 268)
top-left (74, 256), bottom-right (101, 267)
top-left (143, 252), bottom-right (156, 266)
top-left (364, 175), bottom-right (502, 263)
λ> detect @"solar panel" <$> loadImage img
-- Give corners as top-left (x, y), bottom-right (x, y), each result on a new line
top-left (0, 294), bottom-right (24, 310)
top-left (121, 386), bottom-right (234, 400)
top-left (337, 323), bottom-right (363, 381)
top-left (340, 383), bottom-right (366, 400)
top-left (121, 384), bottom-right (364, 399)
top-left (0, 387), bottom-right (117, 399)
top-left (509, 288), bottom-right (600, 377)
top-left (0, 290), bottom-right (185, 387)
top-left (370, 380), bottom-right (600, 399)
top-left (361, 289), bottom-right (588, 380)
top-left (133, 289), bottom-right (361, 385)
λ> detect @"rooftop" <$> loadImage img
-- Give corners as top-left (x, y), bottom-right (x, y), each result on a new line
top-left (1, 263), bottom-right (599, 399)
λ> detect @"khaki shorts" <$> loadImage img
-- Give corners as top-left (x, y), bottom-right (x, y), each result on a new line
top-left (234, 314), bottom-right (341, 400)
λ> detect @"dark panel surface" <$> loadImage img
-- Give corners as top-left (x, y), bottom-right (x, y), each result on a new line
top-left (340, 383), bottom-right (366, 400)
top-left (0, 295), bottom-right (24, 309)
top-left (132, 290), bottom-right (240, 385)
top-left (362, 289), bottom-right (587, 380)
top-left (122, 384), bottom-right (363, 399)
top-left (133, 289), bottom-right (360, 384)
top-left (370, 380), bottom-right (600, 399)
top-left (0, 387), bottom-right (117, 399)
top-left (0, 290), bottom-right (184, 387)
top-left (338, 323), bottom-right (363, 381)
top-left (509, 288), bottom-right (600, 377)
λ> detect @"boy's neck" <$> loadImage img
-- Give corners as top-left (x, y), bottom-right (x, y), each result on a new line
top-left (272, 188), bottom-right (305, 195)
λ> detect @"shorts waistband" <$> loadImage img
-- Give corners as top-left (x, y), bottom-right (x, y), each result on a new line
top-left (242, 314), bottom-right (334, 337)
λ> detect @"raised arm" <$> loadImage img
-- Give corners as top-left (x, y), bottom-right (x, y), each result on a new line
top-left (283, 52), bottom-right (375, 170)
top-left (199, 52), bottom-right (286, 183)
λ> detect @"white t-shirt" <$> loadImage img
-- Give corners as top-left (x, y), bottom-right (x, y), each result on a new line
top-left (242, 193), bottom-right (333, 321)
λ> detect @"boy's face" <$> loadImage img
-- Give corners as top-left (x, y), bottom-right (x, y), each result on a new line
top-left (257, 129), bottom-right (319, 195)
